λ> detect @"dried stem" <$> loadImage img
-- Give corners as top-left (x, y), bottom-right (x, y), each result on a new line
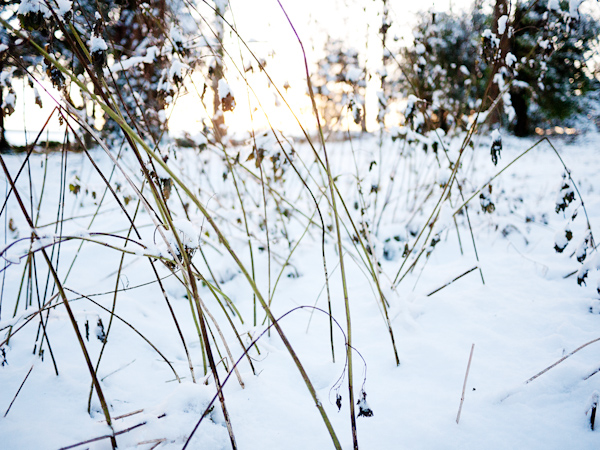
top-left (456, 343), bottom-right (475, 424)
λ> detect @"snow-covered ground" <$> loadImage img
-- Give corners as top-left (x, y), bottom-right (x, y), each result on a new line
top-left (1, 131), bottom-right (600, 449)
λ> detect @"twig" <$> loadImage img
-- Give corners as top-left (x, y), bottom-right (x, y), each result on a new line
top-left (58, 421), bottom-right (146, 450)
top-left (427, 267), bottom-right (478, 297)
top-left (456, 343), bottom-right (475, 424)
top-left (113, 409), bottom-right (145, 421)
top-left (138, 438), bottom-right (167, 449)
top-left (0, 152), bottom-right (117, 448)
top-left (101, 359), bottom-right (136, 382)
top-left (4, 365), bottom-right (34, 417)
top-left (584, 367), bottom-right (600, 381)
top-left (563, 269), bottom-right (577, 279)
top-left (526, 336), bottom-right (600, 384)
top-left (276, 2), bottom-right (350, 449)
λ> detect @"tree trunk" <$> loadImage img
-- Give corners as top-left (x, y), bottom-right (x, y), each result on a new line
top-left (508, 4), bottom-right (531, 136)
top-left (378, 0), bottom-right (390, 128)
top-left (211, 1), bottom-right (227, 142)
top-left (360, 104), bottom-right (367, 132)
top-left (0, 61), bottom-right (9, 153)
top-left (510, 89), bottom-right (529, 136)
top-left (488, 0), bottom-right (510, 124)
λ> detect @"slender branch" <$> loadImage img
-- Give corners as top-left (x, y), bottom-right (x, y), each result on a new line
top-left (3, 365), bottom-right (33, 417)
top-left (275, 3), bottom-right (356, 448)
top-left (456, 343), bottom-right (475, 424)
top-left (0, 153), bottom-right (117, 449)
top-left (427, 267), bottom-right (478, 297)
top-left (58, 421), bottom-right (147, 450)
top-left (526, 337), bottom-right (600, 384)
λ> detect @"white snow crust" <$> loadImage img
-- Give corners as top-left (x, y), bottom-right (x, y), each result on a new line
top-left (218, 78), bottom-right (232, 100)
top-left (2, 133), bottom-right (600, 450)
top-left (88, 36), bottom-right (107, 53)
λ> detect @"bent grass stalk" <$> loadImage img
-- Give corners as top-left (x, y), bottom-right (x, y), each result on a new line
top-left (88, 196), bottom-right (145, 412)
top-left (85, 83), bottom-right (343, 448)
top-left (196, 0), bottom-right (401, 372)
top-left (0, 154), bottom-right (118, 449)
top-left (9, 22), bottom-right (237, 442)
top-left (20, 23), bottom-right (340, 450)
top-left (184, 305), bottom-right (364, 449)
top-left (65, 288), bottom-right (181, 381)
top-left (275, 2), bottom-right (357, 448)
top-left (0, 13), bottom-right (379, 448)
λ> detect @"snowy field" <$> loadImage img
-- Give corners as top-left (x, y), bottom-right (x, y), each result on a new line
top-left (1, 130), bottom-right (600, 449)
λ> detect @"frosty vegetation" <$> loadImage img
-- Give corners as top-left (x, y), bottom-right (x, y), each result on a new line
top-left (0, 0), bottom-right (600, 449)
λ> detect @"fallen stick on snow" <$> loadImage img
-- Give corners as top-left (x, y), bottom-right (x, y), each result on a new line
top-left (427, 266), bottom-right (478, 297)
top-left (137, 438), bottom-right (167, 449)
top-left (584, 367), bottom-right (600, 381)
top-left (499, 336), bottom-right (600, 403)
top-left (456, 343), bottom-right (475, 424)
top-left (113, 408), bottom-right (145, 421)
top-left (58, 421), bottom-right (147, 450)
top-left (3, 364), bottom-right (33, 418)
top-left (526, 336), bottom-right (600, 384)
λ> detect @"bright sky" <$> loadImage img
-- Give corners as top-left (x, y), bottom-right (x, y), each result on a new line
top-left (168, 0), bottom-right (477, 135)
top-left (5, 0), bottom-right (475, 141)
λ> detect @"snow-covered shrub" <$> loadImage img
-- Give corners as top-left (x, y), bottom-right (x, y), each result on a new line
top-left (313, 38), bottom-right (367, 133)
top-left (398, 0), bottom-right (600, 136)
top-left (509, 0), bottom-right (600, 135)
top-left (398, 5), bottom-right (489, 134)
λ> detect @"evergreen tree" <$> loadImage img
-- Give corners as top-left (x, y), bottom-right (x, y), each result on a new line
top-left (399, 0), bottom-right (600, 135)
top-left (510, 0), bottom-right (600, 135)
top-left (399, 4), bottom-right (489, 133)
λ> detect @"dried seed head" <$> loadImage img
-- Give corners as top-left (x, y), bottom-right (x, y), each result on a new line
top-left (554, 224), bottom-right (572, 253)
top-left (44, 62), bottom-right (65, 90)
top-left (2, 89), bottom-right (15, 116)
top-left (161, 178), bottom-right (172, 200)
top-left (93, 11), bottom-right (103, 35)
top-left (479, 185), bottom-right (495, 213)
top-left (576, 234), bottom-right (590, 263)
top-left (96, 319), bottom-right (106, 343)
top-left (490, 129), bottom-right (502, 165)
top-left (357, 391), bottom-right (373, 418)
top-left (577, 266), bottom-right (589, 286)
top-left (481, 29), bottom-right (499, 62)
top-left (221, 93), bottom-right (235, 112)
top-left (218, 79), bottom-right (236, 112)
top-left (88, 35), bottom-right (108, 75)
top-left (555, 179), bottom-right (575, 214)
top-left (34, 88), bottom-right (43, 108)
